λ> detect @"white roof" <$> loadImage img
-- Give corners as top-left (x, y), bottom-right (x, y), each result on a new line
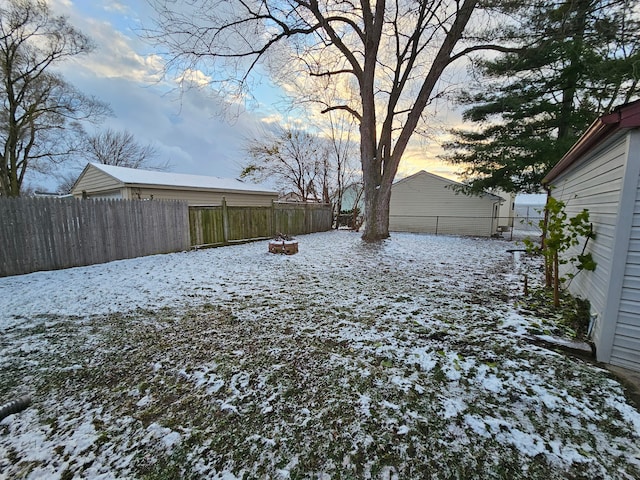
top-left (90, 163), bottom-right (277, 195)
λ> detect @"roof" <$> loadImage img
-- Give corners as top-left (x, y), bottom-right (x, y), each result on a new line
top-left (82, 163), bottom-right (277, 195)
top-left (393, 170), bottom-right (504, 202)
top-left (543, 99), bottom-right (640, 184)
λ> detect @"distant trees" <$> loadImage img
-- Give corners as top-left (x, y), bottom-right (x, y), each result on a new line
top-left (55, 129), bottom-right (169, 194)
top-left (324, 111), bottom-right (360, 220)
top-left (240, 120), bottom-right (360, 209)
top-left (0, 0), bottom-right (110, 197)
top-left (82, 128), bottom-right (167, 171)
top-left (241, 125), bottom-right (331, 203)
top-left (443, 0), bottom-right (640, 193)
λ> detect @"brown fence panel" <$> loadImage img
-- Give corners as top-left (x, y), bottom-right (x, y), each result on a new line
top-left (227, 206), bottom-right (273, 241)
top-left (304, 203), bottom-right (333, 234)
top-left (189, 206), bottom-right (225, 247)
top-left (189, 201), bottom-right (333, 247)
top-left (0, 197), bottom-right (189, 277)
top-left (274, 203), bottom-right (306, 235)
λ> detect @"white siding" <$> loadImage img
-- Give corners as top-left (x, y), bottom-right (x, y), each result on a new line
top-left (496, 191), bottom-right (515, 227)
top-left (71, 164), bottom-right (123, 196)
top-left (611, 130), bottom-right (640, 370)
top-left (389, 171), bottom-right (499, 237)
top-left (550, 134), bottom-right (627, 357)
top-left (129, 187), bottom-right (277, 207)
top-left (71, 164), bottom-right (278, 206)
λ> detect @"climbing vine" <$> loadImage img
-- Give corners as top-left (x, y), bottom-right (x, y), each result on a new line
top-left (525, 196), bottom-right (596, 307)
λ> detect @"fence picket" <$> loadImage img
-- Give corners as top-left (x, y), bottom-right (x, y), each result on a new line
top-left (0, 198), bottom-right (333, 277)
top-left (0, 198), bottom-right (190, 277)
top-left (188, 203), bottom-right (333, 248)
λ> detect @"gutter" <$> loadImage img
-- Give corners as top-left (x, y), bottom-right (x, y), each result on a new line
top-left (542, 99), bottom-right (640, 185)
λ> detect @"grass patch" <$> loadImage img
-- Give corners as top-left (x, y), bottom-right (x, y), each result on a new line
top-left (1, 233), bottom-right (638, 479)
top-left (518, 287), bottom-right (591, 339)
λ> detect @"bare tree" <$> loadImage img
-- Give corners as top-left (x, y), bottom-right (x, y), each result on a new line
top-left (0, 0), bottom-right (110, 197)
top-left (241, 125), bottom-right (329, 202)
top-left (323, 109), bottom-right (360, 224)
top-left (147, 0), bottom-right (508, 240)
top-left (56, 171), bottom-right (78, 195)
top-left (82, 128), bottom-right (168, 170)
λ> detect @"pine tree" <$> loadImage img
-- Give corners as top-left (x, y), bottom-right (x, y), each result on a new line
top-left (443, 0), bottom-right (640, 193)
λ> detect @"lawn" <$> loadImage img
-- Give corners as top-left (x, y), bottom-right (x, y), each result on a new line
top-left (1, 231), bottom-right (639, 479)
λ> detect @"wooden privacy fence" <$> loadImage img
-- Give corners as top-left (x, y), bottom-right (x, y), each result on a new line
top-left (0, 197), bottom-right (189, 277)
top-left (189, 200), bottom-right (333, 248)
top-left (1, 197), bottom-right (332, 277)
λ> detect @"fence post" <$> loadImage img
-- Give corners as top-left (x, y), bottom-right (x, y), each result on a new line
top-left (271, 200), bottom-right (276, 237)
top-left (222, 197), bottom-right (229, 245)
top-left (435, 216), bottom-right (439, 235)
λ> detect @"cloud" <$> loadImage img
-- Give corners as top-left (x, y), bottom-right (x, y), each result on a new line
top-left (32, 0), bottom-right (469, 194)
top-left (103, 2), bottom-right (129, 14)
top-left (48, 0), bottom-right (72, 8)
top-left (26, 1), bottom-right (275, 192)
top-left (67, 74), bottom-right (266, 177)
top-left (174, 69), bottom-right (213, 88)
top-left (62, 19), bottom-right (164, 83)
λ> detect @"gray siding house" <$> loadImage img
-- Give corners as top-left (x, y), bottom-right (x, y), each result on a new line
top-left (389, 170), bottom-right (504, 237)
top-left (543, 99), bottom-right (640, 372)
top-left (72, 163), bottom-right (278, 207)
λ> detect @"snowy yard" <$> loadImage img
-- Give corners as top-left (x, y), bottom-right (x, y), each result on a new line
top-left (1, 230), bottom-right (639, 479)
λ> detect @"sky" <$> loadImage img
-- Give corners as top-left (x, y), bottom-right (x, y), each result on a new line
top-left (34, 0), bottom-right (273, 189)
top-left (26, 0), bottom-right (467, 193)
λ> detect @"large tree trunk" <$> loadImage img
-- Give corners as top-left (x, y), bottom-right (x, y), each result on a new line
top-left (359, 98), bottom-right (392, 241)
top-left (362, 178), bottom-right (393, 241)
top-left (557, 0), bottom-right (589, 141)
top-left (358, 0), bottom-right (478, 242)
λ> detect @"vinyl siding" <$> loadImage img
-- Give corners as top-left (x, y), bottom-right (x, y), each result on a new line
top-left (127, 187), bottom-right (277, 207)
top-left (389, 171), bottom-right (499, 237)
top-left (549, 134), bottom-right (627, 354)
top-left (72, 165), bottom-right (123, 195)
top-left (86, 189), bottom-right (123, 199)
top-left (611, 130), bottom-right (640, 370)
top-left (71, 164), bottom-right (278, 206)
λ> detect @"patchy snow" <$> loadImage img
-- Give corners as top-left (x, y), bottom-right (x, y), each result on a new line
top-left (1, 230), bottom-right (639, 479)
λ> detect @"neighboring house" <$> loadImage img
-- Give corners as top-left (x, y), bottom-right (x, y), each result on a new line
top-left (278, 191), bottom-right (324, 203)
top-left (494, 189), bottom-right (516, 230)
top-left (389, 170), bottom-right (504, 237)
top-left (72, 163), bottom-right (279, 207)
top-left (339, 182), bottom-right (365, 213)
top-left (542, 99), bottom-right (640, 373)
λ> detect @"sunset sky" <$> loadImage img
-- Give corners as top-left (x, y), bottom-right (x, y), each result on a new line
top-left (33, 1), bottom-right (469, 192)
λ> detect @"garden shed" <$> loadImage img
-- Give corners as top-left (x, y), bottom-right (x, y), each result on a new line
top-left (389, 170), bottom-right (504, 237)
top-left (543, 99), bottom-right (640, 373)
top-left (71, 163), bottom-right (279, 206)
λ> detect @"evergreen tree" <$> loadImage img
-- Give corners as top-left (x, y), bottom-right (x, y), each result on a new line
top-left (443, 0), bottom-right (640, 193)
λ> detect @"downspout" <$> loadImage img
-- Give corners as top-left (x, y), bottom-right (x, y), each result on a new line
top-left (542, 185), bottom-right (552, 289)
top-left (0, 395), bottom-right (31, 421)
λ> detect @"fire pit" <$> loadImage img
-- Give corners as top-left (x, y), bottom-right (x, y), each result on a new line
top-left (268, 234), bottom-right (298, 255)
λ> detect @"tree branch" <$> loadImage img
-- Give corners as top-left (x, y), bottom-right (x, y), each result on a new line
top-left (449, 44), bottom-right (524, 63)
top-left (321, 105), bottom-right (362, 121)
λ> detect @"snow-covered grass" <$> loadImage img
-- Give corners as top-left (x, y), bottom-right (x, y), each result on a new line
top-left (1, 231), bottom-right (639, 479)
